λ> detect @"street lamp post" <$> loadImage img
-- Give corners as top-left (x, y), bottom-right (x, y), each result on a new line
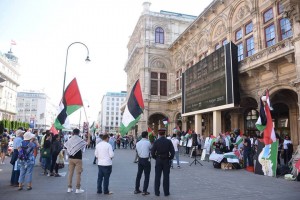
top-left (62, 42), bottom-right (90, 98)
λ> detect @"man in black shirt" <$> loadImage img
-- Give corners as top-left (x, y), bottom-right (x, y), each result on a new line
top-left (151, 128), bottom-right (175, 196)
top-left (243, 134), bottom-right (253, 168)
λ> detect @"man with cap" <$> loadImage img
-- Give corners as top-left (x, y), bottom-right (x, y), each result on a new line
top-left (151, 128), bottom-right (175, 196)
top-left (10, 129), bottom-right (25, 186)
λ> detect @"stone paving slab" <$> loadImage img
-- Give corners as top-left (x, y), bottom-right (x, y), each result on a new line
top-left (0, 148), bottom-right (299, 200)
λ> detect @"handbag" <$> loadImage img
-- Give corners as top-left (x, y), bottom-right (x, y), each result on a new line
top-left (41, 148), bottom-right (51, 158)
top-left (56, 150), bottom-right (65, 169)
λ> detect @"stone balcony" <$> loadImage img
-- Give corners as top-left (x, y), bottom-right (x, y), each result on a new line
top-left (239, 37), bottom-right (294, 74)
top-left (167, 90), bottom-right (182, 103)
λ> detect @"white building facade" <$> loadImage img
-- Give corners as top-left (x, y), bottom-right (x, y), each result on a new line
top-left (16, 91), bottom-right (58, 130)
top-left (100, 91), bottom-right (127, 133)
top-left (0, 50), bottom-right (21, 121)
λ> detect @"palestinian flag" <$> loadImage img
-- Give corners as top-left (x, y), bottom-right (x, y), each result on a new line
top-left (148, 127), bottom-right (155, 143)
top-left (255, 97), bottom-right (267, 131)
top-left (120, 79), bottom-right (144, 136)
top-left (263, 100), bottom-right (276, 145)
top-left (54, 78), bottom-right (83, 129)
top-left (50, 124), bottom-right (59, 135)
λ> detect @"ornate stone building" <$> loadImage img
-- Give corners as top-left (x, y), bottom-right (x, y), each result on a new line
top-left (124, 0), bottom-right (300, 146)
top-left (124, 2), bottom-right (197, 134)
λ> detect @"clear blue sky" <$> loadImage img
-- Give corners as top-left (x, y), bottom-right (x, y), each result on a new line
top-left (0, 0), bottom-right (213, 124)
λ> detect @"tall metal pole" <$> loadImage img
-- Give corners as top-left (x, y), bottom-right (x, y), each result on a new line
top-left (62, 42), bottom-right (90, 99)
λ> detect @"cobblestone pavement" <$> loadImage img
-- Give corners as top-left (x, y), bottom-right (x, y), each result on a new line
top-left (0, 148), bottom-right (299, 200)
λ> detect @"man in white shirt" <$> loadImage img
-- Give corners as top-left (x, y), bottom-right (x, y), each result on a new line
top-left (95, 134), bottom-right (114, 195)
top-left (171, 134), bottom-right (180, 168)
top-left (134, 131), bottom-right (151, 196)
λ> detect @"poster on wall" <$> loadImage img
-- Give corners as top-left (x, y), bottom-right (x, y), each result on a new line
top-left (255, 140), bottom-right (278, 177)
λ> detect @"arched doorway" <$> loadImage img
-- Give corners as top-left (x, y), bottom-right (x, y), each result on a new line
top-left (244, 109), bottom-right (258, 137)
top-left (272, 103), bottom-right (289, 138)
top-left (240, 97), bottom-right (258, 137)
top-left (148, 113), bottom-right (167, 134)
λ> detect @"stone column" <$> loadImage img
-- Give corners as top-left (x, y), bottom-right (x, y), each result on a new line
top-left (213, 111), bottom-right (221, 137)
top-left (195, 114), bottom-right (202, 135)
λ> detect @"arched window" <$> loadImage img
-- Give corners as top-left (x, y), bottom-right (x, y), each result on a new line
top-left (155, 27), bottom-right (164, 44)
top-left (244, 109), bottom-right (258, 137)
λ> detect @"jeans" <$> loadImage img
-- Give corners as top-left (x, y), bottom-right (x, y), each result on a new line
top-left (135, 158), bottom-right (151, 192)
top-left (97, 165), bottom-right (112, 194)
top-left (18, 161), bottom-right (34, 184)
top-left (50, 153), bottom-right (59, 174)
top-left (11, 166), bottom-right (20, 185)
top-left (44, 157), bottom-right (51, 171)
top-left (243, 151), bottom-right (253, 168)
top-left (171, 151), bottom-right (180, 167)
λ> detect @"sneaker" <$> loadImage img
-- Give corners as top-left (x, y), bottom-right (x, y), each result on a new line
top-left (75, 188), bottom-right (85, 194)
top-left (177, 166), bottom-right (181, 168)
top-left (67, 188), bottom-right (73, 193)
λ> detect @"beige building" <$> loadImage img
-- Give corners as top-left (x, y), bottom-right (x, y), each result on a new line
top-left (124, 0), bottom-right (300, 146)
top-left (0, 50), bottom-right (21, 121)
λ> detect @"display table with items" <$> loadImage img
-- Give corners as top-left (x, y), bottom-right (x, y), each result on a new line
top-left (209, 152), bottom-right (241, 169)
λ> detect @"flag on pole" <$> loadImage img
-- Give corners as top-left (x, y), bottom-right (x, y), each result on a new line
top-left (50, 124), bottom-right (59, 135)
top-left (11, 40), bottom-right (16, 45)
top-left (162, 118), bottom-right (169, 127)
top-left (120, 79), bottom-right (144, 136)
top-left (255, 98), bottom-right (267, 131)
top-left (54, 78), bottom-right (83, 129)
top-left (148, 127), bottom-right (156, 143)
top-left (263, 99), bottom-right (276, 145)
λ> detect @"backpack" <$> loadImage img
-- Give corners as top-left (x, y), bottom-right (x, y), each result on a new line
top-left (1, 135), bottom-right (8, 147)
top-left (18, 142), bottom-right (32, 161)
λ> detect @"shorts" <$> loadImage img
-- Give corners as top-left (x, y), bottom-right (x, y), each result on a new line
top-left (1, 146), bottom-right (8, 153)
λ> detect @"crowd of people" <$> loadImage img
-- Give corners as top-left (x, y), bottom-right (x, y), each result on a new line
top-left (0, 125), bottom-right (295, 196)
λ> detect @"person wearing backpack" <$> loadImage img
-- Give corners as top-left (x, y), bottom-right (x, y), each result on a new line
top-left (1, 128), bottom-right (10, 164)
top-left (18, 132), bottom-right (37, 191)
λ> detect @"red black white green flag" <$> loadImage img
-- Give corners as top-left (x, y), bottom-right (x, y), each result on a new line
top-left (54, 78), bottom-right (83, 129)
top-left (120, 79), bottom-right (144, 136)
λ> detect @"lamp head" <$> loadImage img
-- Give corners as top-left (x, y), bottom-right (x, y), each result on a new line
top-left (85, 56), bottom-right (91, 62)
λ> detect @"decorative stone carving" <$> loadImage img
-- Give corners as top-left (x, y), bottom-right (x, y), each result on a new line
top-left (214, 23), bottom-right (225, 38)
top-left (198, 39), bottom-right (207, 51)
top-left (176, 57), bottom-right (182, 67)
top-left (236, 5), bottom-right (250, 21)
top-left (186, 48), bottom-right (193, 60)
top-left (152, 60), bottom-right (165, 68)
top-left (264, 63), bottom-right (278, 82)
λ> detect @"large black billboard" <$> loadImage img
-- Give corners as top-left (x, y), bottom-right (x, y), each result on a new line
top-left (182, 42), bottom-right (240, 114)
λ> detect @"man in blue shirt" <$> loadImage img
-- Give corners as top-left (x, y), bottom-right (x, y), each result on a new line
top-left (134, 131), bottom-right (151, 196)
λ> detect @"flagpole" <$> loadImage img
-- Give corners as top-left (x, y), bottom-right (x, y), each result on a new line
top-left (62, 42), bottom-right (90, 99)
top-left (83, 104), bottom-right (90, 145)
